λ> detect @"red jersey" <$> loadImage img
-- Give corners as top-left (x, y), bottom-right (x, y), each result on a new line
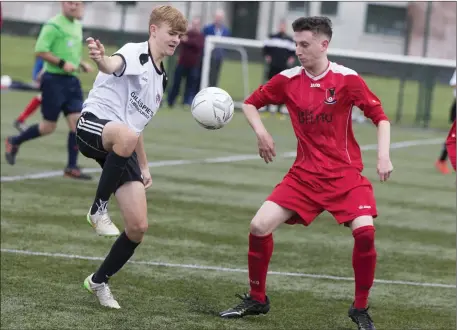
top-left (445, 120), bottom-right (456, 171)
top-left (245, 61), bottom-right (388, 178)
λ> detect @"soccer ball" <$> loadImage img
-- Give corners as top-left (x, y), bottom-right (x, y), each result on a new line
top-left (1, 75), bottom-right (12, 89)
top-left (191, 87), bottom-right (234, 130)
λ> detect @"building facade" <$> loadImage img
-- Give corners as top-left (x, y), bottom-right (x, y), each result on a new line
top-left (2, 1), bottom-right (455, 59)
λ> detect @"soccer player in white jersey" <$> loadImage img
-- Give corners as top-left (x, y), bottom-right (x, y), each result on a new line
top-left (76, 5), bottom-right (187, 309)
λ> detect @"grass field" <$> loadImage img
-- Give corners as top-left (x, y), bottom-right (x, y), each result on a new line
top-left (1, 34), bottom-right (455, 129)
top-left (1, 33), bottom-right (456, 329)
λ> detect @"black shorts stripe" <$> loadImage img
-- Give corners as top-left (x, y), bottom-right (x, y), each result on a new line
top-left (76, 112), bottom-right (143, 190)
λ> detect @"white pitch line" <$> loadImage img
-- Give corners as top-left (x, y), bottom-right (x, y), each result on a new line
top-left (0, 138), bottom-right (444, 183)
top-left (1, 248), bottom-right (454, 289)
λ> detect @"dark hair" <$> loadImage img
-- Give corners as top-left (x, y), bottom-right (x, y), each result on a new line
top-left (292, 16), bottom-right (333, 40)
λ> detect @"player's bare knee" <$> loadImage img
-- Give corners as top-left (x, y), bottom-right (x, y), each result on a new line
top-left (114, 130), bottom-right (138, 157)
top-left (126, 220), bottom-right (148, 241)
top-left (66, 113), bottom-right (80, 132)
top-left (249, 201), bottom-right (292, 236)
top-left (39, 121), bottom-right (57, 135)
top-left (249, 218), bottom-right (272, 236)
top-left (101, 123), bottom-right (138, 155)
top-left (126, 216), bottom-right (149, 235)
top-left (129, 222), bottom-right (149, 235)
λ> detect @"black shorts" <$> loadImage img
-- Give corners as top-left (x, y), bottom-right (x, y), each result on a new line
top-left (75, 112), bottom-right (143, 190)
top-left (40, 72), bottom-right (83, 122)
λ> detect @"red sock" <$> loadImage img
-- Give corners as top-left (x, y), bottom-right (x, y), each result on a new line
top-left (352, 226), bottom-right (377, 309)
top-left (17, 96), bottom-right (41, 123)
top-left (248, 233), bottom-right (273, 303)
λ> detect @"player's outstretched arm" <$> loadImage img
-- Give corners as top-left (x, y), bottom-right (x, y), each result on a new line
top-left (86, 37), bottom-right (124, 75)
top-left (242, 103), bottom-right (276, 164)
top-left (376, 120), bottom-right (393, 182)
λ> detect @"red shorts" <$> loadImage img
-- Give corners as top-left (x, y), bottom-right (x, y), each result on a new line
top-left (266, 170), bottom-right (377, 226)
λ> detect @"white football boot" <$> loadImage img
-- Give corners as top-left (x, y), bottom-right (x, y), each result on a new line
top-left (87, 200), bottom-right (120, 237)
top-left (83, 273), bottom-right (121, 309)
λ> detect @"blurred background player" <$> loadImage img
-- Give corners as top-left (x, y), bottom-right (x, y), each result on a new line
top-left (197, 9), bottom-right (230, 89)
top-left (12, 3), bottom-right (85, 133)
top-left (167, 16), bottom-right (204, 108)
top-left (219, 17), bottom-right (393, 330)
top-left (261, 19), bottom-right (295, 120)
top-left (435, 69), bottom-right (456, 174)
top-left (4, 1), bottom-right (93, 180)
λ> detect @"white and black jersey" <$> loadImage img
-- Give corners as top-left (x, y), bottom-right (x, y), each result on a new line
top-left (263, 32), bottom-right (295, 70)
top-left (82, 41), bottom-right (168, 134)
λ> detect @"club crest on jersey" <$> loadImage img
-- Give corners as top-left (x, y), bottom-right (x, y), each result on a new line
top-left (324, 87), bottom-right (337, 105)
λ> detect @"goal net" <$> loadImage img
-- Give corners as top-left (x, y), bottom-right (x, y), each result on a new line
top-left (200, 35), bottom-right (455, 129)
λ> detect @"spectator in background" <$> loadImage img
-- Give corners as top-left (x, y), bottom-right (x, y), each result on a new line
top-left (261, 19), bottom-right (295, 119)
top-left (435, 69), bottom-right (456, 174)
top-left (199, 9), bottom-right (230, 88)
top-left (167, 17), bottom-right (204, 108)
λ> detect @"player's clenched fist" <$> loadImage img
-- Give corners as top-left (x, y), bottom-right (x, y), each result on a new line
top-left (86, 37), bottom-right (105, 62)
top-left (257, 130), bottom-right (276, 164)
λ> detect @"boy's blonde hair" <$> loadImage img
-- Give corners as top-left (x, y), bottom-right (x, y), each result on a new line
top-left (149, 5), bottom-right (188, 34)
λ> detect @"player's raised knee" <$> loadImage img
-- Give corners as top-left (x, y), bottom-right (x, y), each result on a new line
top-left (116, 130), bottom-right (139, 157)
top-left (103, 123), bottom-right (139, 157)
top-left (100, 122), bottom-right (138, 156)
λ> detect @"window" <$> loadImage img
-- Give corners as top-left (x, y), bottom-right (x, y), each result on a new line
top-left (364, 4), bottom-right (407, 37)
top-left (288, 1), bottom-right (310, 14)
top-left (320, 1), bottom-right (339, 16)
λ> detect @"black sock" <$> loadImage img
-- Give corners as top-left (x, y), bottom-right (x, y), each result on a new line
top-left (67, 132), bottom-right (78, 168)
top-left (92, 231), bottom-right (140, 283)
top-left (439, 143), bottom-right (448, 161)
top-left (11, 124), bottom-right (40, 145)
top-left (90, 151), bottom-right (129, 215)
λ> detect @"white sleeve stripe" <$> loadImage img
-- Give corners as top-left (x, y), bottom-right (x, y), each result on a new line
top-left (263, 38), bottom-right (296, 52)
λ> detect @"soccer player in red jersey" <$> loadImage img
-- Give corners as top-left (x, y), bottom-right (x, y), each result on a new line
top-left (219, 17), bottom-right (393, 330)
top-left (445, 120), bottom-right (456, 171)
